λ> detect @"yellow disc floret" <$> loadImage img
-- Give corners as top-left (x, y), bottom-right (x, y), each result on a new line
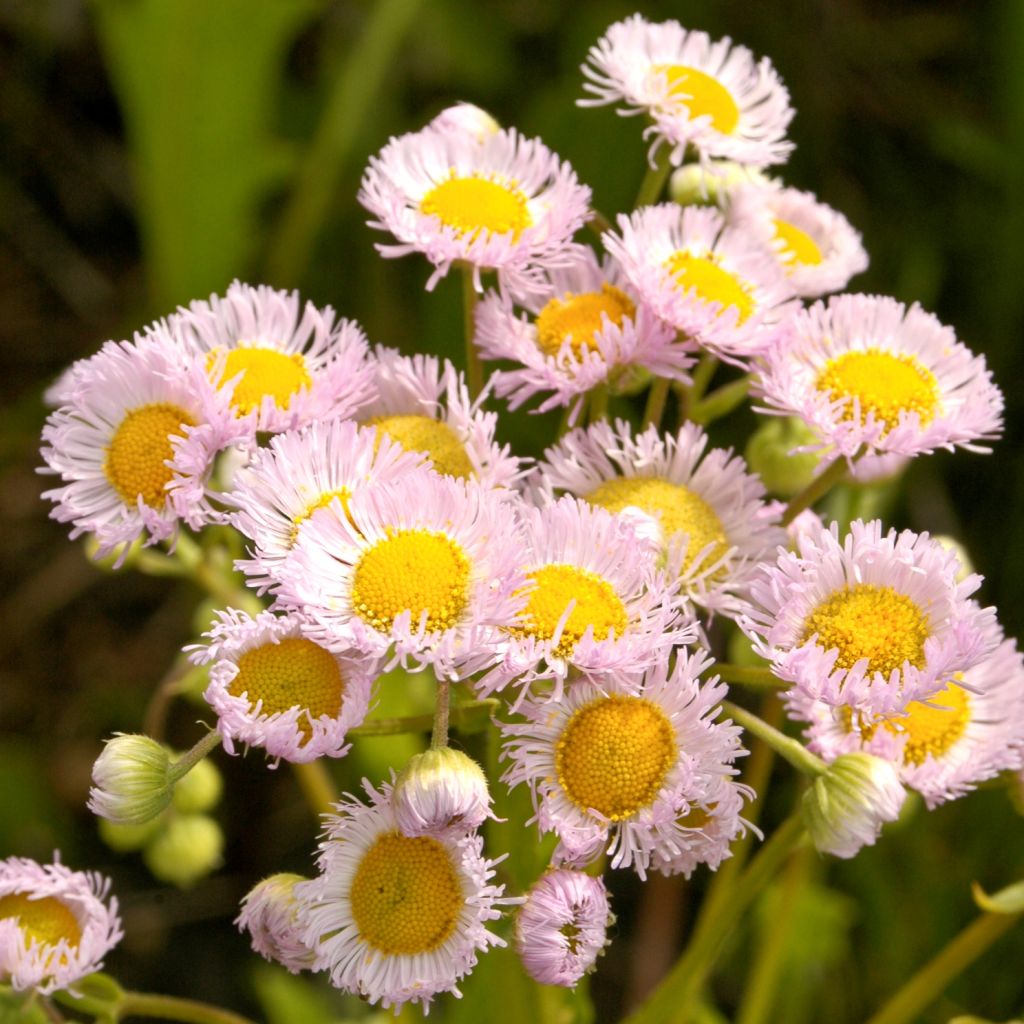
top-left (420, 174), bottom-right (532, 240)
top-left (663, 252), bottom-right (754, 323)
top-left (365, 415), bottom-right (474, 479)
top-left (651, 64), bottom-right (740, 134)
top-left (209, 347), bottom-right (312, 414)
top-left (104, 402), bottom-right (195, 508)
top-left (229, 638), bottom-right (344, 734)
top-left (556, 695), bottom-right (676, 821)
top-left (0, 893), bottom-right (82, 950)
top-left (350, 831), bottom-right (463, 955)
top-left (534, 284), bottom-right (637, 359)
top-left (290, 488), bottom-right (354, 544)
top-left (351, 529), bottom-right (471, 634)
top-left (801, 583), bottom-right (930, 678)
top-left (816, 349), bottom-right (940, 433)
top-left (509, 564), bottom-right (628, 659)
top-left (585, 476), bottom-right (729, 574)
top-left (773, 218), bottom-right (823, 267)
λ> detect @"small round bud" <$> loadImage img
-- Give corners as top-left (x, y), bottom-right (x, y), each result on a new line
top-left (669, 161), bottom-right (775, 207)
top-left (429, 102), bottom-right (501, 142)
top-left (172, 757), bottom-right (223, 814)
top-left (802, 753), bottom-right (906, 859)
top-left (236, 873), bottom-right (317, 974)
top-left (144, 814), bottom-right (224, 888)
top-left (745, 417), bottom-right (822, 498)
top-left (88, 734), bottom-right (173, 825)
top-left (516, 869), bottom-right (612, 987)
top-left (98, 814), bottom-right (166, 853)
top-left (393, 747), bottom-right (491, 837)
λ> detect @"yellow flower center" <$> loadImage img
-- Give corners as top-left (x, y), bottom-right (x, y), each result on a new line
top-left (534, 284), bottom-right (636, 359)
top-left (651, 64), bottom-right (740, 134)
top-left (289, 488), bottom-right (354, 545)
top-left (365, 415), bottom-right (474, 479)
top-left (584, 476), bottom-right (729, 574)
top-left (104, 402), bottom-right (195, 508)
top-left (349, 831), bottom-right (463, 955)
top-left (228, 637), bottom-right (344, 736)
top-left (801, 583), bottom-right (930, 678)
top-left (0, 893), bottom-right (82, 950)
top-left (209, 347), bottom-right (312, 414)
top-left (663, 252), bottom-right (753, 323)
top-left (773, 218), bottom-right (823, 267)
top-left (351, 529), bottom-right (471, 634)
top-left (556, 695), bottom-right (676, 821)
top-left (509, 564), bottom-right (628, 659)
top-left (816, 349), bottom-right (940, 433)
top-left (420, 174), bottom-right (532, 240)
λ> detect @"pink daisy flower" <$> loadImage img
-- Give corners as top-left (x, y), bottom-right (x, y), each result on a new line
top-left (295, 782), bottom-right (513, 1011)
top-left (359, 124), bottom-right (592, 292)
top-left (603, 204), bottom-right (796, 364)
top-left (236, 873), bottom-right (317, 975)
top-left (0, 855), bottom-right (122, 994)
top-left (740, 519), bottom-right (1000, 715)
top-left (500, 651), bottom-right (749, 877)
top-left (754, 294), bottom-right (1004, 462)
top-left (579, 15), bottom-right (794, 169)
top-left (474, 249), bottom-right (692, 419)
top-left (191, 608), bottom-right (377, 764)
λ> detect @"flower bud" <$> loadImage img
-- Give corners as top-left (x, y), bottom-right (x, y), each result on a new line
top-left (669, 160), bottom-right (775, 206)
top-left (393, 747), bottom-right (491, 837)
top-left (98, 814), bottom-right (165, 853)
top-left (802, 753), bottom-right (906, 859)
top-left (144, 814), bottom-right (223, 888)
top-left (932, 535), bottom-right (976, 584)
top-left (429, 102), bottom-right (501, 142)
top-left (171, 757), bottom-right (223, 814)
top-left (236, 873), bottom-right (317, 974)
top-left (745, 417), bottom-right (822, 498)
top-left (88, 734), bottom-right (173, 825)
top-left (516, 869), bottom-right (612, 987)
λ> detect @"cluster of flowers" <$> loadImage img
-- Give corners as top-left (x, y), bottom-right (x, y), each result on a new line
top-left (18, 11), bottom-right (1023, 1014)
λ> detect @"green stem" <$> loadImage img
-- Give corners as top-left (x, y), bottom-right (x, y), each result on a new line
top-left (781, 455), bottom-right (852, 526)
top-left (688, 353), bottom-right (718, 405)
top-left (691, 374), bottom-right (752, 425)
top-left (431, 677), bottom-right (451, 750)
top-left (167, 729), bottom-right (222, 784)
top-left (722, 700), bottom-right (825, 778)
top-left (587, 383), bottom-right (610, 424)
top-left (172, 534), bottom-right (263, 614)
top-left (350, 700), bottom-right (499, 737)
top-left (291, 760), bottom-right (338, 819)
top-left (643, 377), bottom-right (670, 429)
top-left (714, 663), bottom-right (785, 690)
top-left (586, 208), bottom-right (614, 239)
top-left (119, 991), bottom-right (257, 1024)
top-left (634, 146), bottom-right (674, 208)
top-left (624, 814), bottom-right (806, 1024)
top-left (865, 911), bottom-right (1021, 1024)
top-left (461, 264), bottom-right (484, 399)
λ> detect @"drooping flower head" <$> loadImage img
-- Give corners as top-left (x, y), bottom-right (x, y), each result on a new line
top-left (604, 204), bottom-right (796, 364)
top-left (580, 16), bottom-right (794, 169)
top-left (359, 124), bottom-right (592, 292)
top-left (755, 294), bottom-right (1004, 462)
top-left (474, 248), bottom-right (691, 419)
top-left (500, 651), bottom-right (749, 877)
top-left (237, 873), bottom-right (318, 975)
top-left (0, 856), bottom-right (122, 994)
top-left (295, 782), bottom-right (512, 1010)
top-left (393, 747), bottom-right (492, 838)
top-left (191, 608), bottom-right (377, 764)
top-left (741, 519), bottom-right (1000, 715)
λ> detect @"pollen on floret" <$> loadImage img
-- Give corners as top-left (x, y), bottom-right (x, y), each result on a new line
top-left (508, 563), bottom-right (628, 659)
top-left (351, 529), bottom-right (471, 634)
top-left (801, 583), bottom-right (930, 678)
top-left (816, 349), bottom-right (940, 432)
top-left (229, 638), bottom-right (345, 736)
top-left (663, 252), bottom-right (753, 322)
top-left (773, 218), bottom-right (823, 267)
top-left (556, 695), bottom-right (676, 821)
top-left (420, 173), bottom-right (532, 240)
top-left (349, 831), bottom-right (463, 955)
top-left (366, 415), bottom-right (475, 479)
top-left (584, 476), bottom-right (728, 573)
top-left (209, 347), bottom-right (312, 414)
top-left (535, 284), bottom-right (636, 359)
top-left (650, 64), bottom-right (740, 134)
top-left (0, 893), bottom-right (82, 950)
top-left (103, 402), bottom-right (195, 508)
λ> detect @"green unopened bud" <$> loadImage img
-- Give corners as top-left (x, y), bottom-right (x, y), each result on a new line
top-left (802, 753), bottom-right (905, 859)
top-left (669, 161), bottom-right (776, 207)
top-left (88, 734), bottom-right (173, 825)
top-left (393, 747), bottom-right (491, 837)
top-left (98, 814), bottom-right (166, 853)
top-left (746, 417), bottom-right (822, 498)
top-left (144, 814), bottom-right (224, 888)
top-left (172, 756), bottom-right (223, 814)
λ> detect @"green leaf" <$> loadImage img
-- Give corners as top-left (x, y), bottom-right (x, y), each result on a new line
top-left (971, 880), bottom-right (1024, 915)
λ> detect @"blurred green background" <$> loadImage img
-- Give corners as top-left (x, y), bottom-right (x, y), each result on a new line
top-left (2, 1), bottom-right (1024, 1021)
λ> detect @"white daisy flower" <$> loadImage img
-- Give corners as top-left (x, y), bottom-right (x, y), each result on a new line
top-left (754, 294), bottom-right (1004, 461)
top-left (580, 15), bottom-right (794, 169)
top-left (604, 204), bottom-right (796, 364)
top-left (359, 124), bottom-right (592, 292)
top-left (236, 873), bottom-right (318, 975)
top-left (295, 782), bottom-right (512, 1011)
top-left (0, 856), bottom-right (122, 994)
